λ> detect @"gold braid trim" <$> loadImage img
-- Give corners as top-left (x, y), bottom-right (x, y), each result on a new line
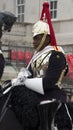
top-left (56, 68), bottom-right (66, 89)
top-left (36, 32), bottom-right (47, 51)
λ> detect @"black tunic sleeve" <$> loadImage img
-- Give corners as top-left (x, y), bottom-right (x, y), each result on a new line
top-left (43, 50), bottom-right (67, 92)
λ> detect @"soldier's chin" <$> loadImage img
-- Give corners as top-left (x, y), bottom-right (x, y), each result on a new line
top-left (33, 44), bottom-right (38, 49)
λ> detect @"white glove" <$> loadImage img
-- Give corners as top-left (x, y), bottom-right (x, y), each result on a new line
top-left (18, 67), bottom-right (31, 77)
top-left (17, 67), bottom-right (31, 82)
top-left (11, 78), bottom-right (18, 86)
top-left (11, 68), bottom-right (31, 86)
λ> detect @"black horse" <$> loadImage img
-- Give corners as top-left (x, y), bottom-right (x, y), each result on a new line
top-left (0, 11), bottom-right (23, 130)
top-left (0, 80), bottom-right (73, 130)
top-left (0, 80), bottom-right (24, 130)
top-left (0, 80), bottom-right (58, 130)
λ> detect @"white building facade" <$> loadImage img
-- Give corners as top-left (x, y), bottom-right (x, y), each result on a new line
top-left (0, 0), bottom-right (73, 53)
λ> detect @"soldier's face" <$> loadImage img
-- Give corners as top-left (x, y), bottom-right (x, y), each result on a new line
top-left (32, 34), bottom-right (44, 50)
top-left (32, 34), bottom-right (50, 51)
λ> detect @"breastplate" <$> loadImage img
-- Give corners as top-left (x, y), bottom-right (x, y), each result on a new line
top-left (31, 51), bottom-right (51, 77)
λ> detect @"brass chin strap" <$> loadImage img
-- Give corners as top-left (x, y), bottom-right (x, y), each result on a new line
top-left (36, 32), bottom-right (47, 52)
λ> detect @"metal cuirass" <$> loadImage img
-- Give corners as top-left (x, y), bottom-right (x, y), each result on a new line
top-left (31, 51), bottom-right (52, 77)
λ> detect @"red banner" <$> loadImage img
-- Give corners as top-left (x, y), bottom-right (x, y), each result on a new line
top-left (25, 51), bottom-right (33, 64)
top-left (11, 50), bottom-right (25, 61)
top-left (11, 50), bottom-right (33, 64)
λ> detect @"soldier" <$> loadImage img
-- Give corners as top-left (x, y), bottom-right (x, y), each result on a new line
top-left (0, 11), bottom-right (16, 80)
top-left (0, 32), bottom-right (5, 80)
top-left (0, 16), bottom-right (5, 80)
top-left (0, 11), bottom-right (16, 96)
top-left (0, 49), bottom-right (5, 80)
top-left (10, 2), bottom-right (68, 130)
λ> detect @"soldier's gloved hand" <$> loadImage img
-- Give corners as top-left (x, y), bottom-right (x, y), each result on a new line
top-left (11, 77), bottom-right (26, 86)
top-left (11, 78), bottom-right (18, 86)
top-left (11, 67), bottom-right (31, 86)
top-left (18, 67), bottom-right (31, 78)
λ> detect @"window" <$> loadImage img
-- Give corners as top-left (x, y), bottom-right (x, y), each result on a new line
top-left (16, 0), bottom-right (25, 22)
top-left (50, 0), bottom-right (58, 19)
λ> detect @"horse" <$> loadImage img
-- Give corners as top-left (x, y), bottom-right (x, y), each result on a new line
top-left (0, 80), bottom-right (24, 130)
top-left (0, 80), bottom-right (73, 130)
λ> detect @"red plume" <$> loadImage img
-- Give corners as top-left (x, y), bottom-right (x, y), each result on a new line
top-left (40, 2), bottom-right (57, 46)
